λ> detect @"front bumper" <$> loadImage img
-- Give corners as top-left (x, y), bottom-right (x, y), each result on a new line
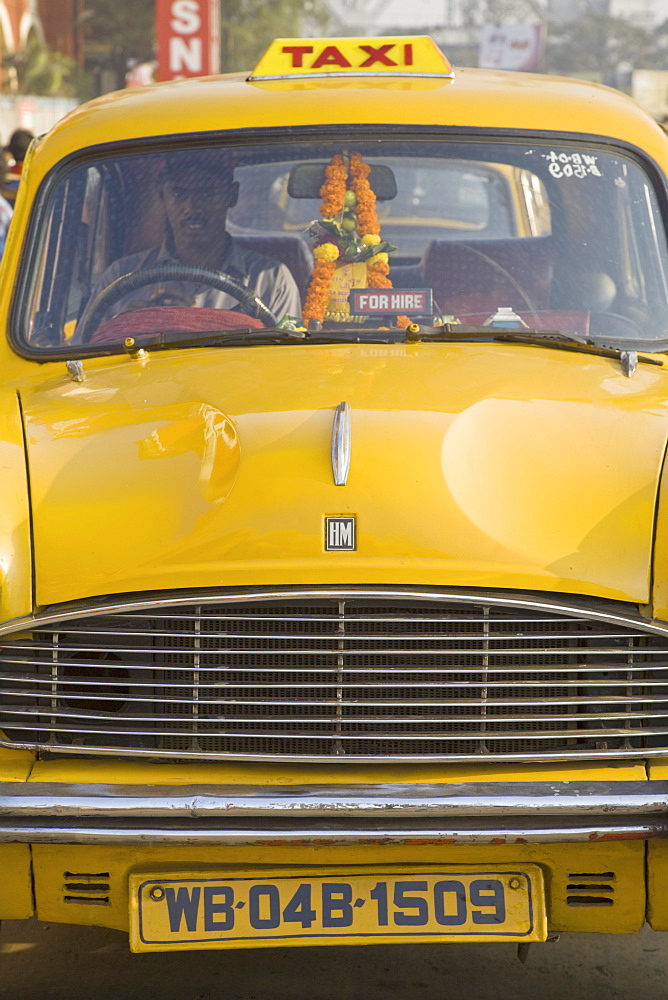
top-left (1, 777), bottom-right (660, 937)
top-left (1, 779), bottom-right (667, 845)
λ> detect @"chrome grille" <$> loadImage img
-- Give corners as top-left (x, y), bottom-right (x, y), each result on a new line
top-left (2, 590), bottom-right (668, 761)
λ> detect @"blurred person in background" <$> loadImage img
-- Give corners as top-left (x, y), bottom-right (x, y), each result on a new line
top-left (0, 153), bottom-right (14, 256)
top-left (4, 128), bottom-right (33, 204)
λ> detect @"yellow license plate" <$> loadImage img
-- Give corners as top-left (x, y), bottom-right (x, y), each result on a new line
top-left (129, 865), bottom-right (546, 952)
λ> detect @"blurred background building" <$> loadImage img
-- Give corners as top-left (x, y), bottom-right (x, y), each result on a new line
top-left (0, 1), bottom-right (79, 138)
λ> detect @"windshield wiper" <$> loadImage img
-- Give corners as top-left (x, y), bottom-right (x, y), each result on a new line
top-left (122, 326), bottom-right (308, 352)
top-left (403, 324), bottom-right (664, 376)
top-left (121, 325), bottom-right (407, 352)
top-left (118, 322), bottom-right (664, 379)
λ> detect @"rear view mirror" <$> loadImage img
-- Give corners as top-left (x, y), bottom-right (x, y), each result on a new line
top-left (288, 162), bottom-right (397, 201)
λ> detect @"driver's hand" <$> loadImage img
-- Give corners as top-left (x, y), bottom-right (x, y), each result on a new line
top-left (116, 285), bottom-right (196, 314)
top-left (147, 286), bottom-right (196, 307)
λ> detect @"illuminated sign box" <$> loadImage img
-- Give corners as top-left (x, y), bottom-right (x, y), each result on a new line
top-left (250, 36), bottom-right (453, 80)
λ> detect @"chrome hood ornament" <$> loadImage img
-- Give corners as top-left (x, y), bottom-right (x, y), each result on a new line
top-left (331, 401), bottom-right (352, 485)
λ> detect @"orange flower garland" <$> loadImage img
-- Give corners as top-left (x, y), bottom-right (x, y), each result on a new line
top-left (349, 152), bottom-right (403, 319)
top-left (349, 152), bottom-right (380, 236)
top-left (303, 151), bottom-right (407, 325)
top-left (352, 158), bottom-right (409, 325)
top-left (302, 157), bottom-right (347, 323)
top-left (302, 259), bottom-right (337, 323)
top-left (319, 154), bottom-right (347, 218)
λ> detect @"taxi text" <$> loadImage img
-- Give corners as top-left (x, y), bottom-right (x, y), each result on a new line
top-left (281, 42), bottom-right (415, 70)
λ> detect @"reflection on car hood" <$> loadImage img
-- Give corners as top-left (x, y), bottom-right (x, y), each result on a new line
top-left (20, 341), bottom-right (668, 607)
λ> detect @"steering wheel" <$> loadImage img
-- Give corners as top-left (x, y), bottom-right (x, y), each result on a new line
top-left (77, 262), bottom-right (279, 343)
top-left (588, 311), bottom-right (644, 342)
top-left (459, 246), bottom-right (542, 324)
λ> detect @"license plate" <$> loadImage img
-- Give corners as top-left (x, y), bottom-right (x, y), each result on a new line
top-left (129, 865), bottom-right (546, 952)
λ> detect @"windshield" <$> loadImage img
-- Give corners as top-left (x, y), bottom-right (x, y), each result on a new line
top-left (17, 135), bottom-right (668, 353)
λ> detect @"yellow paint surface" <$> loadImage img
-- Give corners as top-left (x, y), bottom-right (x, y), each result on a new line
top-left (17, 344), bottom-right (668, 607)
top-left (0, 391), bottom-right (31, 622)
top-left (0, 846), bottom-right (33, 919)
top-left (0, 754), bottom-right (33, 782)
top-left (26, 758), bottom-right (647, 786)
top-left (33, 840), bottom-right (644, 939)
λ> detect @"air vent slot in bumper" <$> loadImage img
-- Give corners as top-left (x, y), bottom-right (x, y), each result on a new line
top-left (566, 871), bottom-right (615, 907)
top-left (62, 871), bottom-right (110, 906)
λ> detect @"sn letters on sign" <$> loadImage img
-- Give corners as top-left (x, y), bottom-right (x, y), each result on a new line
top-left (156, 0), bottom-right (220, 80)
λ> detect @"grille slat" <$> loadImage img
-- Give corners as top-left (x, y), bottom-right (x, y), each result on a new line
top-left (90, 613), bottom-right (587, 625)
top-left (3, 705), bottom-right (668, 725)
top-left (3, 720), bottom-right (668, 741)
top-left (3, 687), bottom-right (668, 708)
top-left (5, 659), bottom-right (668, 676)
top-left (2, 592), bottom-right (668, 761)
top-left (20, 628), bottom-right (642, 642)
top-left (2, 640), bottom-right (658, 657)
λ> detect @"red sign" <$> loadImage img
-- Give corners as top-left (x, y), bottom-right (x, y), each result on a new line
top-left (350, 288), bottom-right (433, 315)
top-left (156, 0), bottom-right (220, 82)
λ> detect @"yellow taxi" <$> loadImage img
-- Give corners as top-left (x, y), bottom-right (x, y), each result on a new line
top-left (2, 34), bottom-right (668, 953)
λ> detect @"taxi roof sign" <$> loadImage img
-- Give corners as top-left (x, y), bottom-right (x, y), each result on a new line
top-left (250, 36), bottom-right (454, 81)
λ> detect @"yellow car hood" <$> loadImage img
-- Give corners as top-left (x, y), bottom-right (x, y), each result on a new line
top-left (21, 341), bottom-right (668, 607)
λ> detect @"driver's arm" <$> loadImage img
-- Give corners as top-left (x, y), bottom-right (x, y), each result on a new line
top-left (73, 247), bottom-right (160, 344)
top-left (253, 261), bottom-right (301, 322)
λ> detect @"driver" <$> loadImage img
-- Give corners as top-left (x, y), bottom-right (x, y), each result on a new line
top-left (75, 151), bottom-right (301, 340)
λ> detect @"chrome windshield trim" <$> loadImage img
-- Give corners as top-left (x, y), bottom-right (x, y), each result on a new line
top-left (0, 780), bottom-right (665, 845)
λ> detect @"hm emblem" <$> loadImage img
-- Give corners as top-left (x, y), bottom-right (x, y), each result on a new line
top-left (325, 516), bottom-right (356, 551)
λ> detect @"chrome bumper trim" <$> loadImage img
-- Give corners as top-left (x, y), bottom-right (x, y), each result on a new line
top-left (0, 780), bottom-right (666, 845)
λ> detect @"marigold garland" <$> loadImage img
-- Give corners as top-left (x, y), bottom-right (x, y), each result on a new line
top-left (367, 260), bottom-right (392, 288)
top-left (302, 259), bottom-right (337, 324)
top-left (319, 154), bottom-right (347, 218)
top-left (366, 259), bottom-right (409, 327)
top-left (314, 242), bottom-right (340, 263)
top-left (349, 152), bottom-right (380, 236)
top-left (304, 151), bottom-right (405, 325)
